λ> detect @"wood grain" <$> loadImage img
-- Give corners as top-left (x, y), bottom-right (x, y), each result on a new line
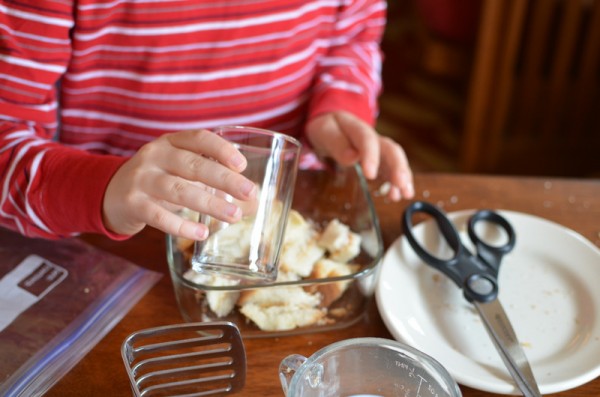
top-left (47, 173), bottom-right (600, 397)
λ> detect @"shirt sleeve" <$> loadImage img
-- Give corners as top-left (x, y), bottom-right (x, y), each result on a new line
top-left (307, 0), bottom-right (386, 126)
top-left (0, 1), bottom-right (127, 239)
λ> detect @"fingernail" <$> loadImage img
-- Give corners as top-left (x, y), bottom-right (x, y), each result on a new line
top-left (391, 186), bottom-right (402, 201)
top-left (231, 154), bottom-right (246, 169)
top-left (241, 181), bottom-right (256, 198)
top-left (226, 204), bottom-right (242, 219)
top-left (406, 182), bottom-right (415, 198)
top-left (195, 225), bottom-right (208, 240)
top-left (364, 162), bottom-right (377, 179)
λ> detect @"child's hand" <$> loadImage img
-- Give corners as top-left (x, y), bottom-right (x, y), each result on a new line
top-left (305, 111), bottom-right (414, 201)
top-left (102, 129), bottom-right (257, 239)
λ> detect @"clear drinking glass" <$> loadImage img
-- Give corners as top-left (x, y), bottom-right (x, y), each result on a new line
top-left (191, 126), bottom-right (301, 284)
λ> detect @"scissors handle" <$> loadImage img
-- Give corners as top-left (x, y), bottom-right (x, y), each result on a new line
top-left (468, 210), bottom-right (516, 276)
top-left (402, 201), bottom-right (516, 303)
top-left (402, 201), bottom-right (465, 288)
top-left (402, 201), bottom-right (462, 267)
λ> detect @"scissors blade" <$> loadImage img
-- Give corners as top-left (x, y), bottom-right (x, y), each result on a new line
top-left (474, 300), bottom-right (542, 397)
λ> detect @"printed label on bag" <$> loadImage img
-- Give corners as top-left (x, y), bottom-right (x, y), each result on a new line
top-left (17, 260), bottom-right (67, 297)
top-left (0, 255), bottom-right (68, 331)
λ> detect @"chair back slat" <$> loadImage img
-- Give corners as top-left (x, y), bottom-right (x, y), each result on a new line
top-left (513, 0), bottom-right (555, 142)
top-left (568, 0), bottom-right (600, 144)
top-left (460, 0), bottom-right (600, 175)
top-left (539, 0), bottom-right (584, 141)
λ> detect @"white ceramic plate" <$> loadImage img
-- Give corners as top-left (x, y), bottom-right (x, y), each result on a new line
top-left (376, 210), bottom-right (600, 395)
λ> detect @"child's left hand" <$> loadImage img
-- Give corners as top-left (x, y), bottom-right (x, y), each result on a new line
top-left (305, 111), bottom-right (414, 201)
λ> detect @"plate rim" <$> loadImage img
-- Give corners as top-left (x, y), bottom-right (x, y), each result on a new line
top-left (375, 209), bottom-right (600, 395)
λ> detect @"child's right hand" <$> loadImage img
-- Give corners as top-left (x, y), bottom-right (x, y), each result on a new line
top-left (306, 111), bottom-right (414, 201)
top-left (102, 129), bottom-right (257, 240)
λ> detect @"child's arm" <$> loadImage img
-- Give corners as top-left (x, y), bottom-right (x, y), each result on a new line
top-left (0, 1), bottom-right (125, 239)
top-left (305, 0), bottom-right (414, 200)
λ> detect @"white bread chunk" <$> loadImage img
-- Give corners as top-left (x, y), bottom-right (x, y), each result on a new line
top-left (199, 219), bottom-right (252, 260)
top-left (279, 240), bottom-right (325, 278)
top-left (183, 271), bottom-right (240, 318)
top-left (329, 231), bottom-right (361, 263)
top-left (318, 219), bottom-right (361, 262)
top-left (206, 291), bottom-right (239, 318)
top-left (205, 279), bottom-right (241, 318)
top-left (198, 199), bottom-right (285, 263)
top-left (237, 285), bottom-right (320, 307)
top-left (318, 219), bottom-right (349, 251)
top-left (279, 210), bottom-right (324, 277)
top-left (282, 210), bottom-right (313, 244)
top-left (310, 258), bottom-right (360, 281)
top-left (308, 259), bottom-right (360, 307)
top-left (275, 270), bottom-right (302, 282)
top-left (180, 210), bottom-right (365, 330)
top-left (183, 268), bottom-right (211, 285)
top-left (238, 286), bottom-right (324, 331)
top-left (240, 304), bottom-right (326, 331)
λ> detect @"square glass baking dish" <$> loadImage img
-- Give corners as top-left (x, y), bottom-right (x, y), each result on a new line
top-left (166, 161), bottom-right (383, 338)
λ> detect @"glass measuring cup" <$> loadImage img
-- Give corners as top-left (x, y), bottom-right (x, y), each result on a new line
top-left (279, 337), bottom-right (462, 397)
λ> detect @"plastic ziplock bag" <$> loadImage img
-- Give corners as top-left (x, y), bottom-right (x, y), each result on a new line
top-left (0, 228), bottom-right (161, 396)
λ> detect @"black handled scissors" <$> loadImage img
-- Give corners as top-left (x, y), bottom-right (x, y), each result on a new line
top-left (402, 201), bottom-right (542, 397)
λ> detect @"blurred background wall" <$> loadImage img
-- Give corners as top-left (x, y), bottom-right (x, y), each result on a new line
top-left (378, 0), bottom-right (600, 177)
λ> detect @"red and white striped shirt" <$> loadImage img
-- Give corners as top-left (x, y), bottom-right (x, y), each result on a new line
top-left (0, 0), bottom-right (385, 239)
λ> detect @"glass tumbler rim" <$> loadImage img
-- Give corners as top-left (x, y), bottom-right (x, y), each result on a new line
top-left (213, 125), bottom-right (302, 151)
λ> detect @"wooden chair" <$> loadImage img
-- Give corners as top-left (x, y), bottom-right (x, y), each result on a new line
top-left (460, 0), bottom-right (600, 176)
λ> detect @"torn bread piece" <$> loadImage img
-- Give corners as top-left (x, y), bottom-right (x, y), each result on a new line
top-left (183, 271), bottom-right (240, 318)
top-left (282, 210), bottom-right (312, 243)
top-left (198, 219), bottom-right (253, 261)
top-left (279, 210), bottom-right (324, 277)
top-left (238, 286), bottom-right (324, 331)
top-left (178, 210), bottom-right (366, 331)
top-left (275, 270), bottom-right (302, 282)
top-left (279, 240), bottom-right (325, 278)
top-left (318, 219), bottom-right (361, 263)
top-left (307, 259), bottom-right (360, 307)
top-left (239, 304), bottom-right (326, 332)
top-left (238, 285), bottom-right (320, 307)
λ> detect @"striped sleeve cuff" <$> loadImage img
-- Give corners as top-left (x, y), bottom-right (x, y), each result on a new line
top-left (34, 148), bottom-right (130, 239)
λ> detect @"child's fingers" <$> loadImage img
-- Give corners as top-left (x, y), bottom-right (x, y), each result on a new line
top-left (154, 145), bottom-right (256, 202)
top-left (140, 200), bottom-right (209, 240)
top-left (379, 136), bottom-right (414, 200)
top-left (306, 116), bottom-right (358, 165)
top-left (147, 173), bottom-right (243, 224)
top-left (334, 113), bottom-right (380, 179)
top-left (166, 129), bottom-right (247, 172)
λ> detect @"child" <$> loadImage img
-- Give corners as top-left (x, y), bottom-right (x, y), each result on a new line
top-left (0, 0), bottom-right (414, 241)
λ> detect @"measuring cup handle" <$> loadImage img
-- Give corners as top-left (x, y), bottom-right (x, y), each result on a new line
top-left (279, 354), bottom-right (308, 396)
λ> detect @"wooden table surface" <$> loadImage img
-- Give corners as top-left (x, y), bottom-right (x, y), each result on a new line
top-left (48, 172), bottom-right (600, 397)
